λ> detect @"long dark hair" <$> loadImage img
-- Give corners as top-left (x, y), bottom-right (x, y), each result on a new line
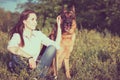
top-left (9, 9), bottom-right (36, 47)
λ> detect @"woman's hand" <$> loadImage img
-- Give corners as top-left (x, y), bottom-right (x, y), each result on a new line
top-left (28, 58), bottom-right (36, 69)
top-left (57, 15), bottom-right (61, 27)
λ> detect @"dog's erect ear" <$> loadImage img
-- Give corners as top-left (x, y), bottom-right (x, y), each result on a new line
top-left (60, 5), bottom-right (67, 18)
top-left (62, 5), bottom-right (67, 13)
top-left (70, 5), bottom-right (76, 19)
top-left (71, 5), bottom-right (75, 13)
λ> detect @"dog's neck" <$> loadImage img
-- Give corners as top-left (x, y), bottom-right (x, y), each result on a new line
top-left (62, 31), bottom-right (73, 35)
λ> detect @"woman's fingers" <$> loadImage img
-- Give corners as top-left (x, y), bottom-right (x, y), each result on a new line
top-left (29, 58), bottom-right (36, 69)
top-left (29, 63), bottom-right (36, 69)
top-left (57, 15), bottom-right (61, 24)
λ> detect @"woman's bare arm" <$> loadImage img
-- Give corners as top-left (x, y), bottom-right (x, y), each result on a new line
top-left (55, 16), bottom-right (62, 45)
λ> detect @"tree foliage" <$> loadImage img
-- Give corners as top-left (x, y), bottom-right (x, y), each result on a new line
top-left (17, 0), bottom-right (120, 35)
top-left (0, 0), bottom-right (120, 35)
top-left (73, 0), bottom-right (120, 35)
top-left (18, 0), bottom-right (63, 29)
top-left (0, 8), bottom-right (20, 32)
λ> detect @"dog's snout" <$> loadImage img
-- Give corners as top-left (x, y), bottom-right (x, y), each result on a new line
top-left (66, 20), bottom-right (72, 26)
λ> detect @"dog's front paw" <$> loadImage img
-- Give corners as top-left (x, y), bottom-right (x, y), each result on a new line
top-left (66, 71), bottom-right (71, 80)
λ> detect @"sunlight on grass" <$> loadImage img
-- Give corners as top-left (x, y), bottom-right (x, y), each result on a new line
top-left (0, 28), bottom-right (120, 80)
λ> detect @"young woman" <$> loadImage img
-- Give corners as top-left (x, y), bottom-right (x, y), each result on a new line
top-left (7, 9), bottom-right (61, 79)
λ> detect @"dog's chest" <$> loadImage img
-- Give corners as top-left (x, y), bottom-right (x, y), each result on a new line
top-left (62, 34), bottom-right (72, 40)
top-left (61, 33), bottom-right (75, 46)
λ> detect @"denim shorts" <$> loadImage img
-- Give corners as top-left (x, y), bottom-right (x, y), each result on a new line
top-left (8, 54), bottom-right (29, 74)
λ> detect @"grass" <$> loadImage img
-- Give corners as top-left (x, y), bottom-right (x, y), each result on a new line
top-left (0, 28), bottom-right (120, 80)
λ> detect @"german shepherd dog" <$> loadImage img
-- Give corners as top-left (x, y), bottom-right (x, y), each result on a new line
top-left (49, 6), bottom-right (76, 79)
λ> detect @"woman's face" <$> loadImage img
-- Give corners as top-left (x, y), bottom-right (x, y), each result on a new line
top-left (23, 13), bottom-right (37, 30)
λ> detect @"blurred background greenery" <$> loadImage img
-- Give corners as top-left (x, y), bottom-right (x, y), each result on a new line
top-left (0, 0), bottom-right (120, 80)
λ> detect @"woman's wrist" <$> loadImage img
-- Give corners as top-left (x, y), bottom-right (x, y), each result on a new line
top-left (28, 57), bottom-right (33, 60)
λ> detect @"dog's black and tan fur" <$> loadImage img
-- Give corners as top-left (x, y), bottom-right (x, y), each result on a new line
top-left (49, 6), bottom-right (76, 79)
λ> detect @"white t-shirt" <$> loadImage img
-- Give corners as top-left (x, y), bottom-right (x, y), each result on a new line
top-left (7, 30), bottom-right (59, 61)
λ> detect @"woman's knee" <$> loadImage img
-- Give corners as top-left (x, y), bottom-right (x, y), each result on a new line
top-left (46, 45), bottom-right (56, 55)
top-left (48, 45), bottom-right (56, 51)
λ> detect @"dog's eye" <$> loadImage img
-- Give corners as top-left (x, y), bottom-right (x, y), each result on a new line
top-left (69, 15), bottom-right (73, 19)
